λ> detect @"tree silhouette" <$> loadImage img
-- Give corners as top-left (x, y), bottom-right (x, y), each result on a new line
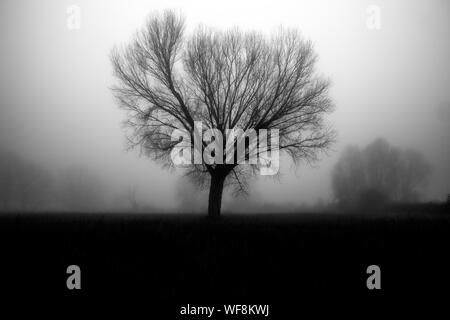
top-left (111, 10), bottom-right (335, 217)
top-left (332, 138), bottom-right (431, 210)
top-left (331, 146), bottom-right (366, 206)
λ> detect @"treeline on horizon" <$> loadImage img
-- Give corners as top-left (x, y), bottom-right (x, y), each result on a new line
top-left (0, 138), bottom-right (447, 214)
top-left (0, 150), bottom-right (107, 212)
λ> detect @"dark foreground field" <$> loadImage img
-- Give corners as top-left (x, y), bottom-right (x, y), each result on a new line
top-left (1, 210), bottom-right (449, 316)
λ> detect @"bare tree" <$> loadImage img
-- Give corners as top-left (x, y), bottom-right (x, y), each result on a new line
top-left (111, 10), bottom-right (335, 217)
top-left (331, 146), bottom-right (366, 207)
top-left (332, 139), bottom-right (431, 210)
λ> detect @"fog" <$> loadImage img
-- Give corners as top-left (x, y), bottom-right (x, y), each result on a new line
top-left (0, 0), bottom-right (449, 212)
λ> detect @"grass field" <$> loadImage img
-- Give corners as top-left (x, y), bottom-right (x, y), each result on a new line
top-left (1, 210), bottom-right (449, 315)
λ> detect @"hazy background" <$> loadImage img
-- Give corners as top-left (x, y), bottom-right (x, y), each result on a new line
top-left (0, 0), bottom-right (449, 212)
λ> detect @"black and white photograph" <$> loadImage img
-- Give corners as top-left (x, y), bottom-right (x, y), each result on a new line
top-left (0, 0), bottom-right (449, 317)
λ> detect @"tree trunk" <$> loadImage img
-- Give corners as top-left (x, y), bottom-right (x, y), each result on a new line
top-left (208, 173), bottom-right (226, 219)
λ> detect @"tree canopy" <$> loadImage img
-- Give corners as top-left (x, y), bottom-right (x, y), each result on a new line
top-left (332, 138), bottom-right (431, 209)
top-left (111, 10), bottom-right (335, 216)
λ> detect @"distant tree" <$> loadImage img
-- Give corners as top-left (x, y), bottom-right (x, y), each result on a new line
top-left (364, 138), bottom-right (402, 199)
top-left (332, 139), bottom-right (431, 210)
top-left (126, 186), bottom-right (140, 211)
top-left (58, 165), bottom-right (106, 211)
top-left (110, 10), bottom-right (335, 217)
top-left (397, 149), bottom-right (432, 202)
top-left (331, 146), bottom-right (366, 206)
top-left (0, 150), bottom-right (16, 210)
top-left (16, 161), bottom-right (53, 210)
top-left (357, 188), bottom-right (390, 213)
top-left (0, 150), bottom-right (53, 211)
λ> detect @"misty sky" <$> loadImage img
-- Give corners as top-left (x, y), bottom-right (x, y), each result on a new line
top-left (0, 0), bottom-right (449, 210)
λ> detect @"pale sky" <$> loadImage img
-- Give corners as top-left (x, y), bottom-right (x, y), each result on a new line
top-left (1, 0), bottom-right (449, 210)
